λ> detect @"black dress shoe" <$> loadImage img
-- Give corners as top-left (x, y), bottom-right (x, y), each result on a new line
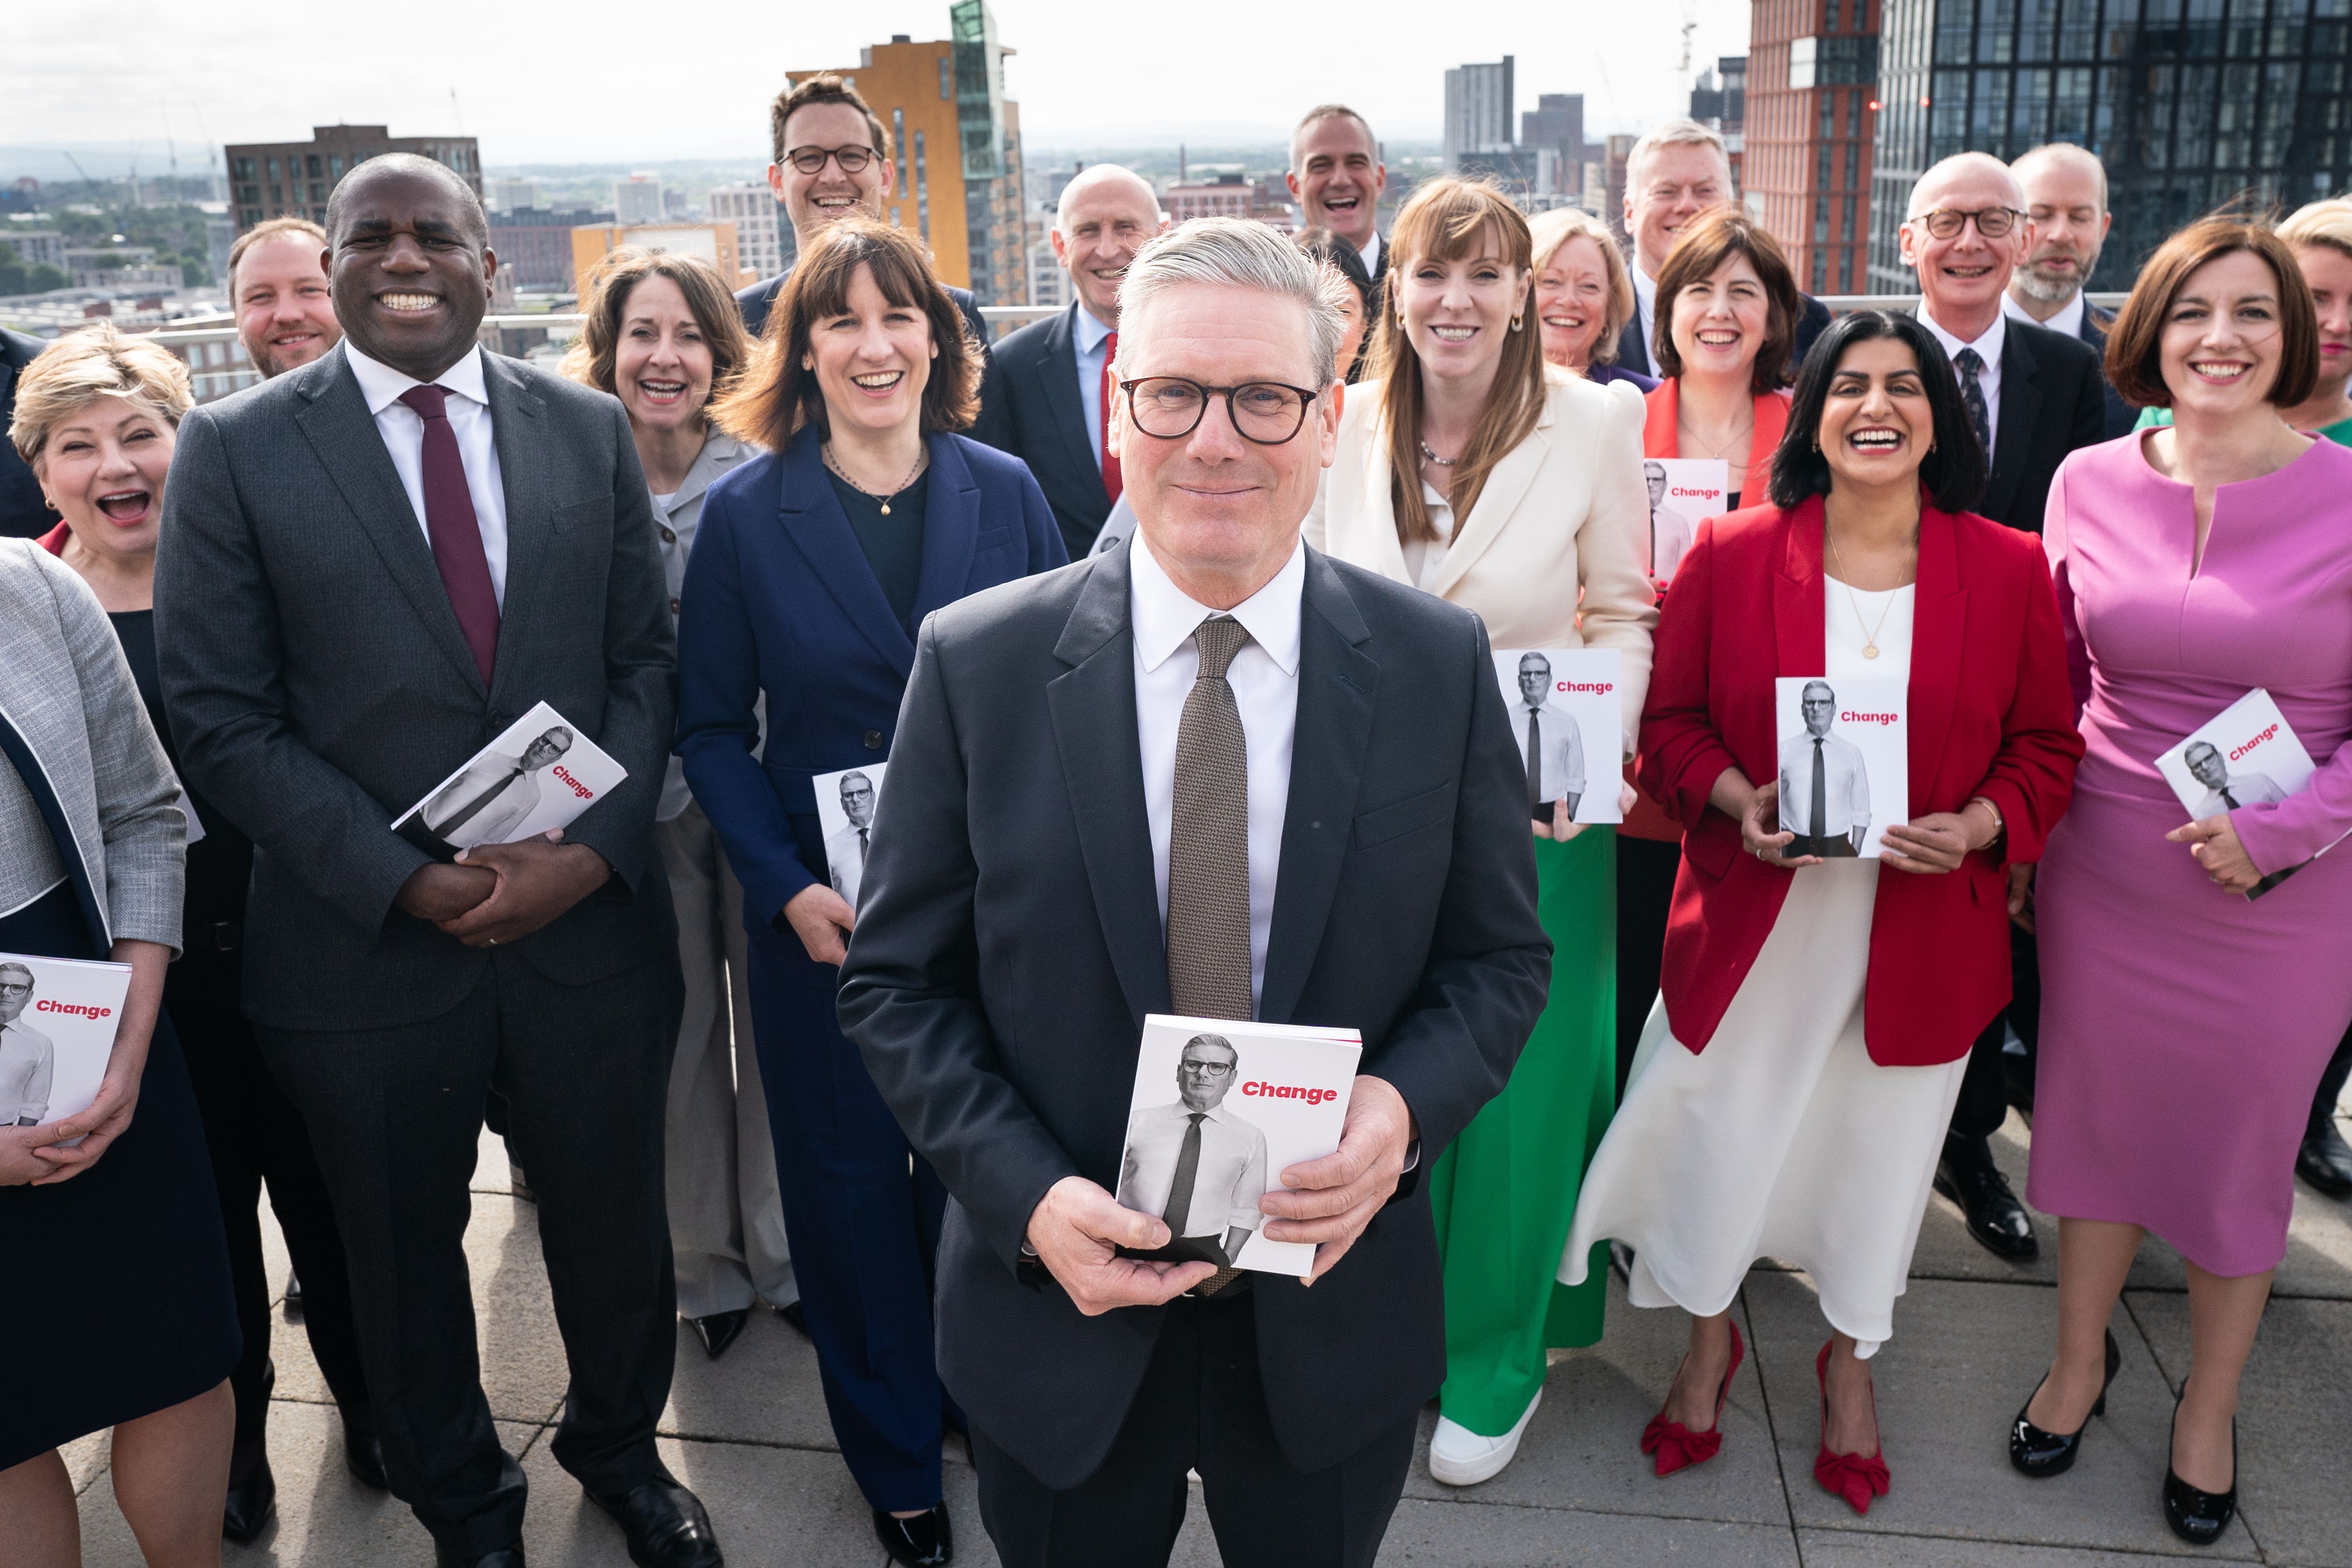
top-left (343, 1418), bottom-right (389, 1490)
top-left (873, 1503), bottom-right (952, 1566)
top-left (2010, 1329), bottom-right (2120, 1477)
top-left (283, 1268), bottom-right (305, 1321)
top-left (222, 1445), bottom-right (276, 1542)
top-left (1936, 1136), bottom-right (2039, 1260)
top-left (586, 1466), bottom-right (723, 1568)
top-left (775, 1300), bottom-right (809, 1338)
top-left (2162, 1398), bottom-right (2238, 1545)
top-left (2296, 1119), bottom-right (2352, 1198)
top-left (688, 1309), bottom-right (750, 1360)
top-left (435, 1549), bottom-right (525, 1567)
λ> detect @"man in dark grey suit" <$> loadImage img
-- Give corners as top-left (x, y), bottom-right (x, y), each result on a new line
top-left (968, 165), bottom-right (1167, 558)
top-left (839, 218), bottom-right (1549, 1568)
top-left (156, 155), bottom-right (717, 1568)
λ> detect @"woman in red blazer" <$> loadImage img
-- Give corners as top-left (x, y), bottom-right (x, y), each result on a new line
top-left (1561, 311), bottom-right (2082, 1513)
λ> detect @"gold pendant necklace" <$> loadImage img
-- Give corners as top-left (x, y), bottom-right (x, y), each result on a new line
top-left (824, 442), bottom-right (927, 515)
top-left (1825, 527), bottom-right (1899, 658)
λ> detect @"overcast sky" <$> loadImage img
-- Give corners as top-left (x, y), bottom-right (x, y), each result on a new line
top-left (6, 0), bottom-right (1754, 170)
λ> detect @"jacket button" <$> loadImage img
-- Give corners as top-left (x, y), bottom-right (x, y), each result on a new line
top-left (669, 596), bottom-right (682, 615)
top-left (660, 526), bottom-right (677, 544)
top-left (863, 730), bottom-right (884, 750)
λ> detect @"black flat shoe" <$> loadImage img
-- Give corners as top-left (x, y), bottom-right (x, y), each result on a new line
top-left (873, 1503), bottom-right (952, 1566)
top-left (1935, 1135), bottom-right (2039, 1260)
top-left (688, 1309), bottom-right (750, 1361)
top-left (343, 1418), bottom-right (389, 1490)
top-left (2162, 1397), bottom-right (2238, 1545)
top-left (222, 1446), bottom-right (276, 1542)
top-left (283, 1268), bottom-right (305, 1321)
top-left (776, 1300), bottom-right (809, 1338)
top-left (2296, 1119), bottom-right (2352, 1198)
top-left (586, 1465), bottom-right (723, 1568)
top-left (2010, 1329), bottom-right (2120, 1477)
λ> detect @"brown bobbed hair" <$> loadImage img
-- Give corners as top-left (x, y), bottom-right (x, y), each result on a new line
top-left (1366, 178), bottom-right (1544, 545)
top-left (562, 247), bottom-right (751, 410)
top-left (2106, 215), bottom-right (2320, 409)
top-left (709, 218), bottom-right (980, 449)
top-left (1649, 207), bottom-right (1801, 394)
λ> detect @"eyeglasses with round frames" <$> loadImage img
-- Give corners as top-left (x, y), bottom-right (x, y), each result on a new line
top-left (1120, 377), bottom-right (1320, 444)
top-left (783, 144), bottom-right (877, 176)
top-left (1179, 1058), bottom-right (1236, 1077)
top-left (1914, 206), bottom-right (2024, 241)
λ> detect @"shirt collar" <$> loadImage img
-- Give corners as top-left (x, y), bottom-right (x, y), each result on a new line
top-left (1358, 230), bottom-right (1382, 274)
top-left (2003, 289), bottom-right (2085, 339)
top-left (1632, 264), bottom-right (1658, 309)
top-left (1130, 530), bottom-right (1305, 678)
top-left (344, 341), bottom-right (489, 416)
top-left (1074, 302), bottom-right (1116, 352)
top-left (1917, 303), bottom-right (2005, 369)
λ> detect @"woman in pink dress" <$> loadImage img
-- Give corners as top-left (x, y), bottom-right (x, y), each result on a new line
top-left (2016, 217), bottom-right (2352, 1548)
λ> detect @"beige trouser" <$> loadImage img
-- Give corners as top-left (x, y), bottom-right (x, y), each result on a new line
top-left (657, 801), bottom-right (796, 1318)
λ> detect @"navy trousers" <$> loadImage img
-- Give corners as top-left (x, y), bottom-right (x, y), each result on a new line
top-left (746, 915), bottom-right (955, 1512)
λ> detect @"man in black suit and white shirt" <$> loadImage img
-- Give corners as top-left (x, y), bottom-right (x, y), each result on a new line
top-left (1901, 150), bottom-right (2107, 1264)
top-left (1287, 106), bottom-right (1388, 285)
top-left (2006, 142), bottom-right (2137, 438)
top-left (156, 155), bottom-right (717, 1568)
top-left (838, 218), bottom-right (1549, 1567)
top-left (1616, 120), bottom-right (1833, 377)
top-left (969, 165), bottom-right (1167, 558)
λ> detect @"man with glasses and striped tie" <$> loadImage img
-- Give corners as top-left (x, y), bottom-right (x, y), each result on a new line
top-left (839, 217), bottom-right (1549, 1568)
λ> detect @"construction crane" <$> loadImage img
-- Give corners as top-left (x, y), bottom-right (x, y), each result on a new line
top-left (1678, 0), bottom-right (1700, 75)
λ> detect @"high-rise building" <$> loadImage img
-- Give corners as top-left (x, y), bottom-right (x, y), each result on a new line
top-left (708, 184), bottom-right (785, 281)
top-left (224, 125), bottom-right (481, 233)
top-left (489, 206), bottom-right (614, 291)
top-left (787, 2), bottom-right (1029, 305)
top-left (488, 176), bottom-right (540, 212)
top-left (1522, 93), bottom-right (1587, 175)
top-left (1870, 0), bottom-right (2352, 292)
top-left (1444, 57), bottom-right (1517, 171)
top-left (1748, 0), bottom-right (1881, 296)
top-left (614, 174), bottom-right (664, 226)
top-left (1691, 56), bottom-right (1750, 128)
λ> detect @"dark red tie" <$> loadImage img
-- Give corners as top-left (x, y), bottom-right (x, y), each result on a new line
top-left (398, 384), bottom-right (500, 683)
top-left (1099, 329), bottom-right (1123, 505)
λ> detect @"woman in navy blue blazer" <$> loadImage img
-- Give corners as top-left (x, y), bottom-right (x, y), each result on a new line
top-left (678, 218), bottom-right (1066, 1566)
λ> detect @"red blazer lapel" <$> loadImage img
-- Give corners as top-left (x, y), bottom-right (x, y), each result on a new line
top-left (1908, 503), bottom-right (1967, 810)
top-left (1742, 390), bottom-right (1790, 501)
top-left (1769, 497), bottom-right (1826, 770)
top-left (1641, 380), bottom-right (1678, 457)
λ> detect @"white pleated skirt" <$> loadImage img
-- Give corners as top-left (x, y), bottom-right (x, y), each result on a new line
top-left (1559, 860), bottom-right (1966, 1356)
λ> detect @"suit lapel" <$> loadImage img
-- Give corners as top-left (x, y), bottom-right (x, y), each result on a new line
top-left (776, 430), bottom-right (918, 675)
top-left (1258, 551), bottom-right (1377, 1027)
top-left (1774, 495), bottom-right (1826, 681)
top-left (481, 354), bottom-right (549, 709)
top-left (911, 434), bottom-right (980, 625)
top-left (1984, 328), bottom-right (2043, 524)
top-left (1045, 548), bottom-right (1170, 1025)
top-left (1430, 406), bottom-right (1550, 598)
top-left (293, 346), bottom-right (486, 694)
top-left (1617, 316), bottom-right (1650, 376)
top-left (1906, 506), bottom-right (1965, 800)
top-left (1038, 305), bottom-right (1102, 498)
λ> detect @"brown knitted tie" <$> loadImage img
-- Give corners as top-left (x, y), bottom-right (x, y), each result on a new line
top-left (1165, 615), bottom-right (1253, 1297)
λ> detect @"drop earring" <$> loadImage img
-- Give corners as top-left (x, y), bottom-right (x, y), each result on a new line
top-left (1510, 313), bottom-right (1524, 332)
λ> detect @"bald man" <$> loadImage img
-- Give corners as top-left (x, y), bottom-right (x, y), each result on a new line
top-left (969, 163), bottom-right (1170, 557)
top-left (2005, 143), bottom-right (2137, 437)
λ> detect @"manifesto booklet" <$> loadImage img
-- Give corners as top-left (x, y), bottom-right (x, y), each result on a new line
top-left (813, 760), bottom-right (889, 909)
top-left (2154, 688), bottom-right (2335, 899)
top-left (1645, 457), bottom-right (1730, 584)
top-left (1776, 675), bottom-right (1908, 859)
top-left (1493, 648), bottom-right (1624, 825)
top-left (392, 701), bottom-right (627, 859)
top-left (0, 953), bottom-right (132, 1131)
top-left (1113, 1014), bottom-right (1362, 1279)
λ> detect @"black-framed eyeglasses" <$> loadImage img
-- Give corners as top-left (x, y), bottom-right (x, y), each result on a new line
top-left (1119, 377), bottom-right (1320, 444)
top-left (783, 144), bottom-right (876, 176)
top-left (1179, 1059), bottom-right (1236, 1077)
top-left (0, 982), bottom-right (31, 996)
top-left (1916, 206), bottom-right (2023, 240)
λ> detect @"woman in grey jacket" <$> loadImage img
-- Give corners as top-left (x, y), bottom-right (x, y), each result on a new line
top-left (0, 535), bottom-right (240, 1563)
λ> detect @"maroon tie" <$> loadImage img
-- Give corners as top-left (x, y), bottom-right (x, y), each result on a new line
top-left (398, 384), bottom-right (500, 683)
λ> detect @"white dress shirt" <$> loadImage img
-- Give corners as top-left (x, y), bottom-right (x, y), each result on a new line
top-left (1917, 306), bottom-right (2007, 448)
top-left (1130, 533), bottom-right (1304, 1015)
top-left (1357, 229), bottom-right (1383, 279)
top-left (2004, 288), bottom-right (2086, 341)
top-left (1073, 302), bottom-right (1117, 472)
top-left (343, 342), bottom-right (511, 605)
top-left (1515, 697), bottom-right (1588, 805)
top-left (1115, 1099), bottom-right (1269, 1238)
top-left (1398, 482), bottom-right (1455, 592)
top-left (0, 1016), bottom-right (57, 1125)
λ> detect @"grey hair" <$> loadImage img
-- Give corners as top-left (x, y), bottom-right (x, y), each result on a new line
top-left (1627, 119), bottom-right (1732, 191)
top-left (1113, 217), bottom-right (1351, 389)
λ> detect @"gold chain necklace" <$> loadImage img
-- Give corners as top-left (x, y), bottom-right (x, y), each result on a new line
top-left (1824, 526), bottom-right (1910, 660)
top-left (823, 442), bottom-right (928, 515)
top-left (1677, 409), bottom-right (1754, 461)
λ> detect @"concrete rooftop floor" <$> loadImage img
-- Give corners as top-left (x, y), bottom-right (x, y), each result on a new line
top-left (65, 1088), bottom-right (2352, 1566)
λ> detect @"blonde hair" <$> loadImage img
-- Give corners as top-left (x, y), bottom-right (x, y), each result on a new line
top-left (9, 322), bottom-right (194, 467)
top-left (2280, 196), bottom-right (2352, 261)
top-left (1528, 207), bottom-right (1636, 367)
top-left (1366, 178), bottom-right (1543, 545)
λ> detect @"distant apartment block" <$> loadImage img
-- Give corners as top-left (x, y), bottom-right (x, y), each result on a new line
top-left (490, 207), bottom-right (614, 291)
top-left (569, 222), bottom-right (745, 297)
top-left (1163, 171), bottom-right (1294, 228)
top-left (708, 184), bottom-right (786, 283)
top-left (1445, 56), bottom-right (1517, 171)
top-left (225, 125), bottom-right (480, 232)
top-left (614, 174), bottom-right (665, 226)
top-left (488, 176), bottom-right (541, 212)
top-left (5, 229), bottom-right (66, 270)
top-left (1749, 0), bottom-right (1879, 295)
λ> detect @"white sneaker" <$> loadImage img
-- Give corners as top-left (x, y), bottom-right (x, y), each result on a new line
top-left (1427, 1390), bottom-right (1542, 1486)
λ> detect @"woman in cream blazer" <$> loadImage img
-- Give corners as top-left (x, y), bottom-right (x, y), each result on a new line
top-left (1304, 177), bottom-right (1655, 1489)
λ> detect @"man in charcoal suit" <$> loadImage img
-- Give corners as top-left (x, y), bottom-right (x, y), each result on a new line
top-left (156, 154), bottom-right (716, 1568)
top-left (839, 218), bottom-right (1549, 1567)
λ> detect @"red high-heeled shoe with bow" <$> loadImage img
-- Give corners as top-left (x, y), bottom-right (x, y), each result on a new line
top-left (1813, 1339), bottom-right (1892, 1514)
top-left (1641, 1322), bottom-right (1744, 1475)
